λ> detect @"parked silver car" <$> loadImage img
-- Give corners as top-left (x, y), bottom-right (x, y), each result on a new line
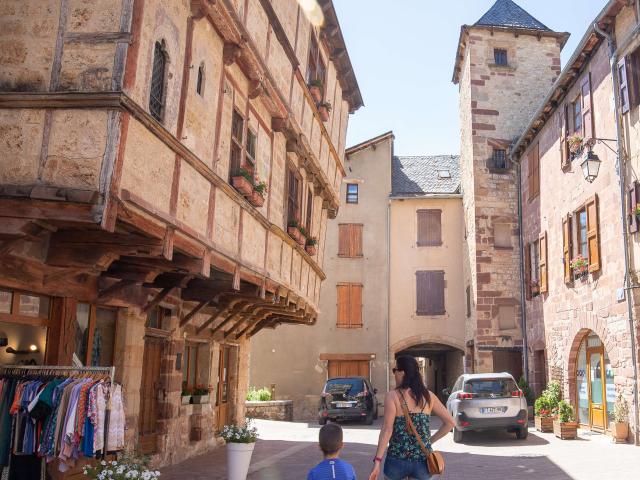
top-left (444, 372), bottom-right (528, 443)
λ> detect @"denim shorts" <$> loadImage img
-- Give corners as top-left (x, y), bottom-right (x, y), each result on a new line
top-left (383, 456), bottom-right (431, 480)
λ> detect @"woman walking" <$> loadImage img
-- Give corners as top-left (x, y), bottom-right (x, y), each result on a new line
top-left (369, 355), bottom-right (455, 480)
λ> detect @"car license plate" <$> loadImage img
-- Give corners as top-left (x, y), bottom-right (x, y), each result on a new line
top-left (480, 407), bottom-right (506, 414)
top-left (335, 402), bottom-right (353, 408)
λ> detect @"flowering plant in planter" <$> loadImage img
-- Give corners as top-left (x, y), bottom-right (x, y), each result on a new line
top-left (568, 133), bottom-right (584, 154)
top-left (305, 236), bottom-right (318, 256)
top-left (297, 226), bottom-right (309, 246)
top-left (308, 78), bottom-right (323, 102)
top-left (232, 168), bottom-right (255, 196)
top-left (254, 180), bottom-right (268, 197)
top-left (221, 420), bottom-right (259, 444)
top-left (83, 456), bottom-right (160, 480)
top-left (192, 384), bottom-right (212, 396)
top-left (570, 254), bottom-right (588, 276)
top-left (287, 220), bottom-right (303, 243)
top-left (317, 101), bottom-right (332, 122)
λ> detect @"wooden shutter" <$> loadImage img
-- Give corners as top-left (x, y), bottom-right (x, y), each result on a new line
top-left (336, 284), bottom-right (349, 326)
top-left (338, 225), bottom-right (350, 257)
top-left (619, 57), bottom-right (630, 114)
top-left (350, 224), bottom-right (363, 257)
top-left (433, 271), bottom-right (445, 314)
top-left (417, 210), bottom-right (442, 246)
top-left (416, 271), bottom-right (429, 314)
top-left (417, 210), bottom-right (429, 246)
top-left (562, 215), bottom-right (572, 283)
top-left (628, 181), bottom-right (639, 234)
top-left (532, 143), bottom-right (540, 197)
top-left (586, 195), bottom-right (600, 273)
top-left (524, 243), bottom-right (532, 300)
top-left (349, 284), bottom-right (362, 327)
top-left (581, 73), bottom-right (595, 140)
top-left (560, 104), bottom-right (570, 170)
top-left (417, 271), bottom-right (444, 315)
top-left (539, 232), bottom-right (548, 293)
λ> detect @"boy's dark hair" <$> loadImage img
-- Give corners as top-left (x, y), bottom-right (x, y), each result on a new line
top-left (319, 423), bottom-right (343, 455)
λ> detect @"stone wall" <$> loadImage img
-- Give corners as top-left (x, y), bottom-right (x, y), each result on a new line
top-left (245, 400), bottom-right (293, 421)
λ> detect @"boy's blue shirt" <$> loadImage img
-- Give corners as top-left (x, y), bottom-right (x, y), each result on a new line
top-left (307, 458), bottom-right (356, 480)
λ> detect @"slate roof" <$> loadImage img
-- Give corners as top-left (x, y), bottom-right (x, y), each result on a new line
top-left (391, 155), bottom-right (461, 197)
top-left (475, 0), bottom-right (550, 31)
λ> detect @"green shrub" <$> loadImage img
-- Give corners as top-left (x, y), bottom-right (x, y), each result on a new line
top-left (517, 376), bottom-right (535, 406)
top-left (246, 387), bottom-right (271, 402)
top-left (557, 400), bottom-right (574, 423)
top-left (534, 396), bottom-right (553, 417)
top-left (543, 381), bottom-right (562, 407)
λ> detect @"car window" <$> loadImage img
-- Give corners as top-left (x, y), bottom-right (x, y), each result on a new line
top-left (464, 378), bottom-right (517, 397)
top-left (325, 378), bottom-right (364, 395)
top-left (453, 377), bottom-right (463, 392)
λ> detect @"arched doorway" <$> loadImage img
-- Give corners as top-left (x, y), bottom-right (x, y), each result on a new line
top-left (574, 331), bottom-right (615, 432)
top-left (396, 342), bottom-right (464, 401)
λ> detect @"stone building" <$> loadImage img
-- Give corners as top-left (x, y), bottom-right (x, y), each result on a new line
top-left (453, 0), bottom-right (569, 377)
top-left (0, 0), bottom-right (361, 473)
top-left (510, 0), bottom-right (640, 442)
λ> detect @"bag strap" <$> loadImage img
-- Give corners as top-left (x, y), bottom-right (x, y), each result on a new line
top-left (397, 390), bottom-right (431, 457)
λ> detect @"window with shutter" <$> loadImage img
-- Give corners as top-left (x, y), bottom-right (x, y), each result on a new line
top-left (619, 57), bottom-right (630, 113)
top-left (336, 283), bottom-right (362, 328)
top-left (571, 97), bottom-right (582, 133)
top-left (628, 181), bottom-right (639, 234)
top-left (417, 210), bottom-right (442, 246)
top-left (539, 232), bottom-right (548, 293)
top-left (586, 195), bottom-right (600, 273)
top-left (287, 168), bottom-right (301, 224)
top-left (524, 243), bottom-right (532, 300)
top-left (416, 271), bottom-right (445, 316)
top-left (629, 48), bottom-right (640, 109)
top-left (338, 224), bottom-right (363, 257)
top-left (305, 189), bottom-right (313, 232)
top-left (562, 215), bottom-right (572, 283)
top-left (336, 284), bottom-right (349, 327)
top-left (581, 73), bottom-right (595, 140)
top-left (229, 110), bottom-right (244, 180)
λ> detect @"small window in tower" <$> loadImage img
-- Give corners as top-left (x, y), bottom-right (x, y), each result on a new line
top-left (492, 149), bottom-right (507, 169)
top-left (494, 49), bottom-right (508, 66)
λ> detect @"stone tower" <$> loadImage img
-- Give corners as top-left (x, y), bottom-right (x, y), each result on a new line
top-left (453, 0), bottom-right (569, 375)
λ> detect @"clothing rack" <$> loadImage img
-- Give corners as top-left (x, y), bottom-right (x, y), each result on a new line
top-left (0, 364), bottom-right (117, 479)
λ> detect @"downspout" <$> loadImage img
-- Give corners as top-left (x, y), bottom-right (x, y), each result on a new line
top-left (386, 197), bottom-right (391, 394)
top-left (514, 159), bottom-right (529, 384)
top-left (593, 21), bottom-right (640, 445)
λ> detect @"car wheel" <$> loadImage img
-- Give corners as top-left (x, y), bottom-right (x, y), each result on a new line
top-left (453, 427), bottom-right (464, 443)
top-left (516, 426), bottom-right (528, 440)
top-left (364, 411), bottom-right (374, 425)
top-left (319, 417), bottom-right (327, 426)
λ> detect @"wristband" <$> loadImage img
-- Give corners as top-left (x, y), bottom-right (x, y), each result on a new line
top-left (373, 456), bottom-right (383, 464)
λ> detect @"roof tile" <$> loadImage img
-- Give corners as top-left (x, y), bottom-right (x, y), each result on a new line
top-left (475, 0), bottom-right (550, 31)
top-left (392, 155), bottom-right (461, 196)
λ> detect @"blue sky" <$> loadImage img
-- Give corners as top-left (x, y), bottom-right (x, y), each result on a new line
top-left (334, 0), bottom-right (606, 156)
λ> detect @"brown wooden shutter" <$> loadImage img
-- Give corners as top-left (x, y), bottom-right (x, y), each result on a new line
top-left (562, 215), bottom-right (572, 283)
top-left (349, 284), bottom-right (362, 327)
top-left (433, 271), bottom-right (445, 314)
top-left (581, 73), bottom-right (595, 140)
top-left (350, 224), bottom-right (363, 257)
top-left (338, 225), bottom-right (350, 257)
top-left (628, 181), bottom-right (639, 234)
top-left (560, 105), bottom-right (570, 170)
top-left (417, 210), bottom-right (428, 246)
top-left (524, 243), bottom-right (532, 300)
top-left (586, 195), bottom-right (600, 273)
top-left (619, 57), bottom-right (630, 114)
top-left (417, 210), bottom-right (442, 246)
top-left (416, 271), bottom-right (429, 314)
top-left (336, 284), bottom-right (349, 326)
top-left (539, 232), bottom-right (548, 293)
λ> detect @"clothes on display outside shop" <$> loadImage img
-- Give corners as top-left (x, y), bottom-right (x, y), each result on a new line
top-left (0, 370), bottom-right (125, 474)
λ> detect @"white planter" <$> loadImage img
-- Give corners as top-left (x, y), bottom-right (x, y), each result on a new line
top-left (227, 442), bottom-right (256, 480)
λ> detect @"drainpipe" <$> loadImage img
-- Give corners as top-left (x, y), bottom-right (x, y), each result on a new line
top-left (593, 21), bottom-right (640, 445)
top-left (386, 197), bottom-right (391, 394)
top-left (515, 159), bottom-right (530, 384)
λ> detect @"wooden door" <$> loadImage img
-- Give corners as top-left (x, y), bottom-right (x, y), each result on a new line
top-left (138, 336), bottom-right (163, 454)
top-left (328, 360), bottom-right (370, 379)
top-left (588, 349), bottom-right (606, 430)
top-left (216, 345), bottom-right (231, 432)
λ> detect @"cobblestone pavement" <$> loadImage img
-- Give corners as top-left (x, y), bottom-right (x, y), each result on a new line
top-left (160, 418), bottom-right (640, 479)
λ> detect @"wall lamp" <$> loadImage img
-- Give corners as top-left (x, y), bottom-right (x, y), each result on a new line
top-left (582, 138), bottom-right (618, 183)
top-left (6, 344), bottom-right (39, 355)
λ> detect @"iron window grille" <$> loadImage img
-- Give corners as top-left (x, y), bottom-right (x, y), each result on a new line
top-left (149, 41), bottom-right (167, 121)
top-left (494, 49), bottom-right (508, 66)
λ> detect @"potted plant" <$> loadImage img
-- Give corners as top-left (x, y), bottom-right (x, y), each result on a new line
top-left (568, 133), bottom-right (584, 156)
top-left (249, 180), bottom-right (268, 208)
top-left (553, 400), bottom-right (578, 439)
top-left (221, 420), bottom-right (259, 480)
top-left (181, 386), bottom-right (192, 405)
top-left (305, 236), bottom-right (317, 256)
top-left (82, 454), bottom-right (160, 479)
top-left (308, 78), bottom-right (323, 103)
top-left (529, 280), bottom-right (540, 296)
top-left (232, 168), bottom-right (254, 196)
top-left (317, 101), bottom-right (332, 122)
top-left (191, 384), bottom-right (211, 404)
top-left (612, 393), bottom-right (629, 443)
top-left (534, 396), bottom-right (554, 432)
top-left (287, 220), bottom-right (302, 243)
top-left (635, 203), bottom-right (640, 220)
top-left (297, 226), bottom-right (309, 246)
top-left (570, 254), bottom-right (589, 278)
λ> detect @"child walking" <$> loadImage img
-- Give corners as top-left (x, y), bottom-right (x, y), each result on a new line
top-left (307, 423), bottom-right (356, 480)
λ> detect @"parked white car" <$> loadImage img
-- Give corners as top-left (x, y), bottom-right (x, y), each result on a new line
top-left (444, 372), bottom-right (528, 443)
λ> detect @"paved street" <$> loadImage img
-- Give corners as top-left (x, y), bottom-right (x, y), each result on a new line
top-left (160, 418), bottom-right (640, 479)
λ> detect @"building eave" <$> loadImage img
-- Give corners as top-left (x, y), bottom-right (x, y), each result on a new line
top-left (345, 131), bottom-right (395, 156)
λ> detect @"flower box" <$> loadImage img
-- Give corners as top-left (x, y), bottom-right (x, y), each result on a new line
top-left (181, 395), bottom-right (192, 405)
top-left (553, 420), bottom-right (578, 439)
top-left (248, 190), bottom-right (265, 207)
top-left (535, 415), bottom-right (554, 433)
top-left (305, 245), bottom-right (317, 256)
top-left (296, 232), bottom-right (306, 246)
top-left (309, 85), bottom-right (322, 103)
top-left (191, 394), bottom-right (210, 404)
top-left (318, 105), bottom-right (330, 122)
top-left (232, 175), bottom-right (253, 196)
top-left (288, 226), bottom-right (302, 243)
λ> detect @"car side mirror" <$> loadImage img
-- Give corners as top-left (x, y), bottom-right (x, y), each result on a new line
top-left (442, 388), bottom-right (450, 398)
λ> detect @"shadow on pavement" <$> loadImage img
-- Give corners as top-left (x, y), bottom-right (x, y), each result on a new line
top-left (460, 428), bottom-right (550, 446)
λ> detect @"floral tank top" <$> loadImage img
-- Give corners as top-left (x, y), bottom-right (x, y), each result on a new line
top-left (387, 401), bottom-right (432, 461)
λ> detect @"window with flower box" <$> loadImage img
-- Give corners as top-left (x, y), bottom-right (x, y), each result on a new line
top-left (287, 167), bottom-right (302, 225)
top-left (307, 33), bottom-right (326, 88)
top-left (563, 195), bottom-right (600, 283)
top-left (182, 341), bottom-right (211, 395)
top-left (245, 129), bottom-right (257, 178)
top-left (229, 110), bottom-right (244, 180)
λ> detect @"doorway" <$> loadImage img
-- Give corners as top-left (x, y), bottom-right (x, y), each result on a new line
top-left (328, 360), bottom-right (370, 379)
top-left (138, 335), bottom-right (164, 454)
top-left (216, 344), bottom-right (238, 432)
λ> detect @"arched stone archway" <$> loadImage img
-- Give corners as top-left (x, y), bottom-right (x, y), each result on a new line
top-left (391, 333), bottom-right (465, 357)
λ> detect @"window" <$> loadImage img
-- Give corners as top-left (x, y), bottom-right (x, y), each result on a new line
top-left (245, 129), bottom-right (256, 176)
top-left (306, 34), bottom-right (326, 86)
top-left (346, 183), bottom-right (358, 204)
top-left (492, 149), bottom-right (507, 169)
top-left (417, 209), bottom-right (442, 246)
top-left (494, 223), bottom-right (511, 248)
top-left (619, 58), bottom-right (630, 113)
top-left (498, 305), bottom-right (516, 330)
top-left (416, 270), bottom-right (445, 316)
top-left (229, 110), bottom-right (244, 179)
top-left (530, 240), bottom-right (540, 285)
top-left (338, 224), bottom-right (363, 257)
top-left (147, 306), bottom-right (171, 330)
top-left (74, 304), bottom-right (117, 367)
top-left (528, 142), bottom-right (540, 200)
top-left (494, 49), bottom-right (508, 66)
top-left (305, 189), bottom-right (313, 232)
top-left (623, 48), bottom-right (640, 110)
top-left (196, 64), bottom-right (204, 96)
top-left (183, 342), bottom-right (211, 392)
top-left (336, 283), bottom-right (362, 328)
top-left (563, 196), bottom-right (601, 282)
top-left (287, 167), bottom-right (301, 223)
top-left (149, 41), bottom-right (167, 121)
top-left (466, 286), bottom-right (471, 318)
top-left (0, 290), bottom-right (50, 324)
top-left (572, 97), bottom-right (582, 133)
top-left (575, 207), bottom-right (588, 260)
